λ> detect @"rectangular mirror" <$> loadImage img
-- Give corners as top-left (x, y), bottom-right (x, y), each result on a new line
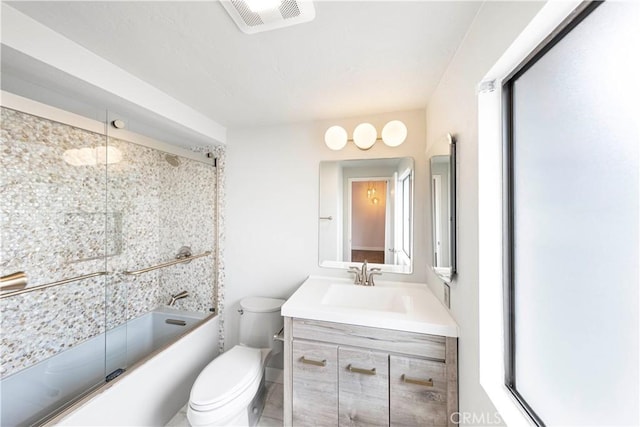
top-left (430, 134), bottom-right (456, 283)
top-left (319, 158), bottom-right (414, 274)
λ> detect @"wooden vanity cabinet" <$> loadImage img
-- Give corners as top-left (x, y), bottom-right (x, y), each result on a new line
top-left (338, 347), bottom-right (389, 426)
top-left (291, 340), bottom-right (338, 426)
top-left (389, 354), bottom-right (448, 426)
top-left (284, 317), bottom-right (458, 427)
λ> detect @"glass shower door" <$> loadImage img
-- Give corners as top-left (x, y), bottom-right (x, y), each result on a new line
top-left (0, 106), bottom-right (110, 425)
top-left (101, 117), bottom-right (217, 379)
top-left (103, 112), bottom-right (129, 382)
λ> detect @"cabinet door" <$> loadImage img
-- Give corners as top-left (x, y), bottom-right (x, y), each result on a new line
top-left (389, 354), bottom-right (448, 427)
top-left (338, 347), bottom-right (389, 426)
top-left (292, 340), bottom-right (338, 426)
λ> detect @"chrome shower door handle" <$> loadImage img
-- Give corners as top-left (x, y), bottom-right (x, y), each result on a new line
top-left (0, 272), bottom-right (27, 291)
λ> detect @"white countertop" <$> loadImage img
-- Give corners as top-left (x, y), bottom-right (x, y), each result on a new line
top-left (281, 276), bottom-right (459, 337)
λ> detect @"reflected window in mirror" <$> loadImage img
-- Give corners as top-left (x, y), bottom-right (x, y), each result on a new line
top-left (318, 158), bottom-right (414, 274)
top-left (399, 171), bottom-right (412, 262)
top-left (430, 134), bottom-right (456, 283)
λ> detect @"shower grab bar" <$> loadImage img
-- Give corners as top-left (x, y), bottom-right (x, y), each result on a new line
top-left (123, 251), bottom-right (212, 276)
top-left (0, 271), bottom-right (108, 300)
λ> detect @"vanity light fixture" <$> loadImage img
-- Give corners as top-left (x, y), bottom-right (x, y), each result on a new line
top-left (324, 120), bottom-right (408, 151)
top-left (353, 123), bottom-right (377, 150)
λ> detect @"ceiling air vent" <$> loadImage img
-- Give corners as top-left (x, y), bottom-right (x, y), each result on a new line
top-left (221, 0), bottom-right (315, 34)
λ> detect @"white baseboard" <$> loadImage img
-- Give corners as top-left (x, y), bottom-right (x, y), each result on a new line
top-left (352, 246), bottom-right (384, 251)
top-left (265, 367), bottom-right (283, 384)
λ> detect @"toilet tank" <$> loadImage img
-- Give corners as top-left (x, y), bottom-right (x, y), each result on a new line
top-left (239, 297), bottom-right (285, 349)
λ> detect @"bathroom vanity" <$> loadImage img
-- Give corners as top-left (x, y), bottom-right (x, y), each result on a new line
top-left (281, 276), bottom-right (459, 426)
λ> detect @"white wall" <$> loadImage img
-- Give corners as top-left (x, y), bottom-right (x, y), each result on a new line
top-left (424, 1), bottom-right (545, 424)
top-left (224, 109), bottom-right (426, 350)
top-left (225, 2), bottom-right (545, 419)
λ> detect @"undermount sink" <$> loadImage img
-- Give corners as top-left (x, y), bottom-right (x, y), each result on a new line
top-left (321, 284), bottom-right (410, 313)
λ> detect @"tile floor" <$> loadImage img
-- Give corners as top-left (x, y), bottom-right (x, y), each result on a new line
top-left (166, 381), bottom-right (284, 426)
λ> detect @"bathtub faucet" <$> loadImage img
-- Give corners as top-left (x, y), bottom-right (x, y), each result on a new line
top-left (168, 290), bottom-right (189, 307)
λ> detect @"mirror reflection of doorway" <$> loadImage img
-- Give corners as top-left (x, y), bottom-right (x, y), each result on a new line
top-left (349, 180), bottom-right (388, 263)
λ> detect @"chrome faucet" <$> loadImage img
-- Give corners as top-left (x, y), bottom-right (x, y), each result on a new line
top-left (348, 260), bottom-right (382, 286)
top-left (168, 290), bottom-right (189, 306)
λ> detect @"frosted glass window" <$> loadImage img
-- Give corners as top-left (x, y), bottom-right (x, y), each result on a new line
top-left (506, 2), bottom-right (639, 425)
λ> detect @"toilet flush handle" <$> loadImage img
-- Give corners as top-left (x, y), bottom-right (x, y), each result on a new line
top-left (238, 308), bottom-right (244, 315)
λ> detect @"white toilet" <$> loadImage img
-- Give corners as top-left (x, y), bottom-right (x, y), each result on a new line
top-left (187, 297), bottom-right (285, 427)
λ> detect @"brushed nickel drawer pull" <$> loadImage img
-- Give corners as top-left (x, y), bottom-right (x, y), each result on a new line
top-left (300, 356), bottom-right (326, 367)
top-left (347, 364), bottom-right (376, 375)
top-left (401, 374), bottom-right (433, 387)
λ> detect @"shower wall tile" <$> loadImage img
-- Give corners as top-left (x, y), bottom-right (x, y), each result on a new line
top-left (0, 109), bottom-right (108, 287)
top-left (0, 107), bottom-right (221, 379)
top-left (158, 155), bottom-right (216, 314)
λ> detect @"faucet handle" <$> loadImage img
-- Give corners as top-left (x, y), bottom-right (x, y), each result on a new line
top-left (367, 270), bottom-right (382, 286)
top-left (348, 266), bottom-right (362, 284)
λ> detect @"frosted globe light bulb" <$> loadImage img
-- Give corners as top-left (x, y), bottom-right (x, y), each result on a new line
top-left (381, 120), bottom-right (407, 147)
top-left (324, 126), bottom-right (348, 150)
top-left (353, 123), bottom-right (377, 150)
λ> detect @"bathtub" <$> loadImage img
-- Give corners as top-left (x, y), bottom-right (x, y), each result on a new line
top-left (1, 307), bottom-right (218, 426)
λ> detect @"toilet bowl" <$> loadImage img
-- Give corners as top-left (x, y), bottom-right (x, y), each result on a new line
top-left (187, 297), bottom-right (285, 427)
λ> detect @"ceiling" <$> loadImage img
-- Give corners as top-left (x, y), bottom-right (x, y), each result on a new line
top-left (6, 1), bottom-right (482, 128)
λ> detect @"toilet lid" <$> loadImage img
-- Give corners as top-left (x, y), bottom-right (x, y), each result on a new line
top-left (240, 297), bottom-right (285, 313)
top-left (190, 346), bottom-right (262, 411)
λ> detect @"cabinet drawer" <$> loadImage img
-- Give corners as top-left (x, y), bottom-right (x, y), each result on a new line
top-left (293, 318), bottom-right (446, 360)
top-left (338, 347), bottom-right (389, 426)
top-left (292, 340), bottom-right (338, 427)
top-left (390, 355), bottom-right (448, 427)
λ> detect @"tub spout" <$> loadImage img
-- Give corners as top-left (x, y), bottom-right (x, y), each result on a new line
top-left (168, 290), bottom-right (189, 307)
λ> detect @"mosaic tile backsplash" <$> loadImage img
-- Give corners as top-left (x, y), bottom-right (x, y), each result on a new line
top-left (0, 108), bottom-right (220, 378)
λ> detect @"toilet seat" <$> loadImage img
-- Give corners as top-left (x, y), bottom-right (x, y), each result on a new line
top-left (188, 296), bottom-right (284, 426)
top-left (189, 346), bottom-right (262, 412)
